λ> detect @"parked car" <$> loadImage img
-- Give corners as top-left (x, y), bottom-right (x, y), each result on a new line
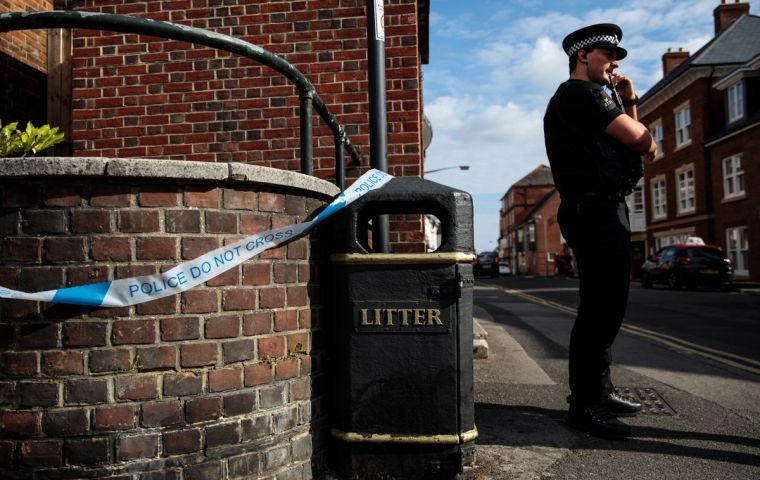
top-left (474, 252), bottom-right (500, 278)
top-left (498, 263), bottom-right (512, 276)
top-left (640, 242), bottom-right (734, 290)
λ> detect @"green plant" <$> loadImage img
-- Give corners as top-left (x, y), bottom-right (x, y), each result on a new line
top-left (0, 120), bottom-right (65, 158)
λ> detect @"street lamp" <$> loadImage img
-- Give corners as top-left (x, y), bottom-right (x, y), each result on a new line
top-left (424, 165), bottom-right (470, 174)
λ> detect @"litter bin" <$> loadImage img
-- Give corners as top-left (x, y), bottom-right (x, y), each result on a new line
top-left (328, 177), bottom-right (477, 479)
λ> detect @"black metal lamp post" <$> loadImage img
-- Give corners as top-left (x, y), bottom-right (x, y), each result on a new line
top-left (367, 0), bottom-right (390, 252)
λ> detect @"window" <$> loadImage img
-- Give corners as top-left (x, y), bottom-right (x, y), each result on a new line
top-left (516, 228), bottom-right (524, 252)
top-left (723, 153), bottom-right (745, 199)
top-left (649, 120), bottom-right (664, 159)
top-left (674, 103), bottom-right (691, 147)
top-left (726, 226), bottom-right (749, 276)
top-left (626, 183), bottom-right (646, 231)
top-left (651, 176), bottom-right (667, 220)
top-left (632, 185), bottom-right (644, 214)
top-left (727, 81), bottom-right (745, 122)
top-left (676, 165), bottom-right (695, 214)
top-left (662, 247), bottom-right (677, 262)
top-left (527, 223), bottom-right (536, 250)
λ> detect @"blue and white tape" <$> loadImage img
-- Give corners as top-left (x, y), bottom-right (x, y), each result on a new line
top-left (0, 169), bottom-right (392, 307)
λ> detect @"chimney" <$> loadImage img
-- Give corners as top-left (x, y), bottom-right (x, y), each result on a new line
top-left (714, 0), bottom-right (750, 33)
top-left (662, 48), bottom-right (690, 76)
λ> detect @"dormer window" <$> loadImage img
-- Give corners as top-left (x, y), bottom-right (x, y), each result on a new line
top-left (727, 81), bottom-right (745, 123)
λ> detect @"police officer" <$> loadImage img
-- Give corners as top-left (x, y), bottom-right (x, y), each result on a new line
top-left (544, 23), bottom-right (657, 439)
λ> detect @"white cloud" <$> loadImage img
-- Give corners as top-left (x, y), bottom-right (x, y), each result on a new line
top-left (509, 12), bottom-right (581, 42)
top-left (429, 10), bottom-right (494, 40)
top-left (453, 1), bottom-right (720, 109)
top-left (424, 95), bottom-right (547, 196)
top-left (469, 36), bottom-right (567, 112)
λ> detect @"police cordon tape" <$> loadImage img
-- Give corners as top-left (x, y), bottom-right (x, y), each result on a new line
top-left (0, 169), bottom-right (393, 307)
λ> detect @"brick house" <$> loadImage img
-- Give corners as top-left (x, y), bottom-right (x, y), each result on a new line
top-left (498, 165), bottom-right (565, 276)
top-left (638, 0), bottom-right (760, 281)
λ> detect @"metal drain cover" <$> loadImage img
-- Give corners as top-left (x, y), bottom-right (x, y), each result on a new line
top-left (615, 387), bottom-right (676, 415)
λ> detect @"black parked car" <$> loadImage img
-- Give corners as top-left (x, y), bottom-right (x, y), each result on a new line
top-left (474, 252), bottom-right (500, 278)
top-left (640, 243), bottom-right (734, 290)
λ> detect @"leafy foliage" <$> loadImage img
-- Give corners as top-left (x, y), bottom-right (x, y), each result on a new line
top-left (0, 121), bottom-right (65, 158)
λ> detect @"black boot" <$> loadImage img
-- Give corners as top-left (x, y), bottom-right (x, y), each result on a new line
top-left (568, 404), bottom-right (631, 439)
top-left (602, 391), bottom-right (642, 417)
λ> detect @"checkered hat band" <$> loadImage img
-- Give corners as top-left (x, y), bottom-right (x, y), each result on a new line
top-left (567, 34), bottom-right (619, 56)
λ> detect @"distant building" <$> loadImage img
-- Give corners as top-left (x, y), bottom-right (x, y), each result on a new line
top-left (499, 165), bottom-right (565, 276)
top-left (638, 0), bottom-right (760, 281)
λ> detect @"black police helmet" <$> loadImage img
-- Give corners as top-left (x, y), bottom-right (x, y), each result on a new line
top-left (562, 23), bottom-right (627, 60)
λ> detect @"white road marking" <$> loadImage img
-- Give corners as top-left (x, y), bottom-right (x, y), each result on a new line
top-left (501, 287), bottom-right (760, 376)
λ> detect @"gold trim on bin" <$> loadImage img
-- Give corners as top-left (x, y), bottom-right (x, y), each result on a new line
top-left (330, 427), bottom-right (478, 445)
top-left (330, 252), bottom-right (476, 264)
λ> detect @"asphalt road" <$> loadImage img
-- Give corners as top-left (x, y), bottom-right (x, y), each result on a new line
top-left (470, 275), bottom-right (760, 479)
top-left (485, 274), bottom-right (760, 372)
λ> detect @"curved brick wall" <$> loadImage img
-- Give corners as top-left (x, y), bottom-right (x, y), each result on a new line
top-left (0, 158), bottom-right (338, 479)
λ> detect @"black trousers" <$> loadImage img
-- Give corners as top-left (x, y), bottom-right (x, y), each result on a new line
top-left (557, 197), bottom-right (631, 407)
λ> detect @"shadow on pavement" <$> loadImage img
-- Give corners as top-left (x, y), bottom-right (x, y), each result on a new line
top-left (475, 402), bottom-right (760, 467)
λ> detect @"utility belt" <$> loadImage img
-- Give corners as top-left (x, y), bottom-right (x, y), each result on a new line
top-left (561, 190), bottom-right (630, 228)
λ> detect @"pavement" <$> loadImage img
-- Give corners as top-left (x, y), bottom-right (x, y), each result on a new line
top-left (735, 280), bottom-right (760, 295)
top-left (469, 280), bottom-right (760, 480)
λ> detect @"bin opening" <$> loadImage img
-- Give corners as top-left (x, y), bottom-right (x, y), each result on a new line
top-left (332, 177), bottom-right (474, 255)
top-left (357, 212), bottom-right (446, 253)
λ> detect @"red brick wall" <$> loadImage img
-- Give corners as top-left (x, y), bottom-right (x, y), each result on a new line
top-left (0, 0), bottom-right (52, 72)
top-left (0, 170), bottom-right (327, 478)
top-left (641, 80), bottom-right (712, 248)
top-left (0, 0), bottom-right (52, 126)
top-left (51, 0), bottom-right (427, 252)
top-left (532, 193), bottom-right (563, 277)
top-left (509, 191), bottom-right (563, 277)
top-left (501, 185), bottom-right (559, 275)
top-left (708, 123), bottom-right (760, 280)
top-left (51, 0), bottom-right (424, 176)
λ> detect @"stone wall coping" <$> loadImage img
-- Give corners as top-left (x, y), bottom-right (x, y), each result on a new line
top-left (0, 157), bottom-right (341, 198)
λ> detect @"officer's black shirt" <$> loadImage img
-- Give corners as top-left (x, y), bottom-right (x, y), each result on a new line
top-left (544, 79), bottom-right (624, 198)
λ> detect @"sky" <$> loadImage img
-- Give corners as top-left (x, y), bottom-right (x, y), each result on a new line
top-left (421, 0), bottom-right (755, 253)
